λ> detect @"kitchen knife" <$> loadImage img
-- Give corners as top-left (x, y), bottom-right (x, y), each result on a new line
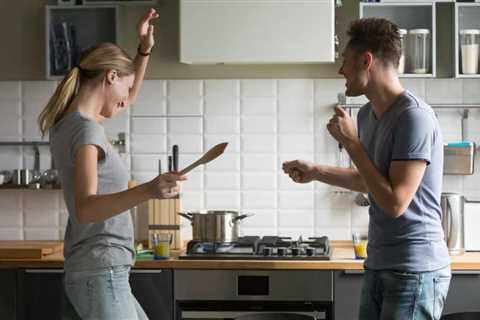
top-left (168, 156), bottom-right (173, 173)
top-left (172, 145), bottom-right (179, 172)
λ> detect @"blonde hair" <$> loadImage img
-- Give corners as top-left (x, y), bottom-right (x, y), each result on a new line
top-left (38, 43), bottom-right (135, 136)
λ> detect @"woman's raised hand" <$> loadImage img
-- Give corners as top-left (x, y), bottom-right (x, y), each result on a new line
top-left (137, 8), bottom-right (159, 53)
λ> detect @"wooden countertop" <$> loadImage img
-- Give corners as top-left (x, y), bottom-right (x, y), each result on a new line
top-left (1, 241), bottom-right (480, 270)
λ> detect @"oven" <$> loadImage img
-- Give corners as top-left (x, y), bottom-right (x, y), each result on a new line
top-left (174, 270), bottom-right (333, 320)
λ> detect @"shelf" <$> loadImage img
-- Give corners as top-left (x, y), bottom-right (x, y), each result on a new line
top-left (45, 5), bottom-right (119, 79)
top-left (0, 184), bottom-right (61, 190)
top-left (359, 2), bottom-right (436, 77)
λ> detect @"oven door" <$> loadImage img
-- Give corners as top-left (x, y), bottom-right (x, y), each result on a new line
top-left (174, 270), bottom-right (333, 320)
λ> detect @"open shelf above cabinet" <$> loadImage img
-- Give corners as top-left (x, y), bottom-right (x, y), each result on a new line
top-left (45, 5), bottom-right (119, 80)
top-left (359, 2), bottom-right (436, 78)
top-left (455, 3), bottom-right (480, 78)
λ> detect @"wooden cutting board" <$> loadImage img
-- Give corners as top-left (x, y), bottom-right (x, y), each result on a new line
top-left (0, 241), bottom-right (63, 259)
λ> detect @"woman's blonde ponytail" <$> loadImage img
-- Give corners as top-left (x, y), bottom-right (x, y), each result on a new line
top-left (37, 42), bottom-right (135, 137)
top-left (38, 67), bottom-right (81, 137)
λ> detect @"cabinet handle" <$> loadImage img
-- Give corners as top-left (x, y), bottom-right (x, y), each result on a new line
top-left (451, 270), bottom-right (480, 275)
top-left (25, 269), bottom-right (64, 274)
top-left (130, 269), bottom-right (164, 274)
top-left (343, 270), bottom-right (364, 275)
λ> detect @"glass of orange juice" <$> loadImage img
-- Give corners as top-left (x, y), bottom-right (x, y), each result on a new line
top-left (152, 233), bottom-right (171, 260)
top-left (352, 230), bottom-right (368, 259)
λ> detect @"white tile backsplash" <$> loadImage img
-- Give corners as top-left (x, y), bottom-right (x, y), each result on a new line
top-left (0, 81), bottom-right (21, 101)
top-left (241, 116), bottom-right (276, 134)
top-left (204, 80), bottom-right (239, 97)
top-left (241, 80), bottom-right (276, 97)
top-left (1, 78), bottom-right (479, 240)
top-left (241, 135), bottom-right (276, 153)
top-left (241, 98), bottom-right (276, 115)
top-left (205, 116), bottom-right (239, 134)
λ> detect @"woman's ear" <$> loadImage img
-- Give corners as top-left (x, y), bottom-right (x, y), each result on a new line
top-left (105, 69), bottom-right (118, 85)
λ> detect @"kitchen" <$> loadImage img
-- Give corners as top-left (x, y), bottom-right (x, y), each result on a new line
top-left (1, 0), bottom-right (480, 319)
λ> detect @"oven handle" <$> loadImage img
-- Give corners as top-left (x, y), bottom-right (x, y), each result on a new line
top-left (181, 311), bottom-right (326, 319)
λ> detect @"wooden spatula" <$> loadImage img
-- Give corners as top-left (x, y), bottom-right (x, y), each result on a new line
top-left (179, 142), bottom-right (228, 175)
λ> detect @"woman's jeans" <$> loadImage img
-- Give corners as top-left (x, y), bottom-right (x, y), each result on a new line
top-left (63, 265), bottom-right (148, 320)
top-left (359, 266), bottom-right (451, 320)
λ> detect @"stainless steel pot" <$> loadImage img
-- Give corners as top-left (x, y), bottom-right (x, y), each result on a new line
top-left (178, 210), bottom-right (253, 243)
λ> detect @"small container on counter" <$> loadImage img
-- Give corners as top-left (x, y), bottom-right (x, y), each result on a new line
top-left (352, 230), bottom-right (368, 259)
top-left (151, 233), bottom-right (172, 260)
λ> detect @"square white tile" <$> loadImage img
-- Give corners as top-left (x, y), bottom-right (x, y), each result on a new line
top-left (205, 172), bottom-right (240, 190)
top-left (241, 80), bottom-right (276, 97)
top-left (204, 80), bottom-right (239, 97)
top-left (241, 135), bottom-right (276, 153)
top-left (167, 80), bottom-right (202, 98)
top-left (241, 116), bottom-right (276, 134)
top-left (205, 191), bottom-right (240, 209)
top-left (168, 117), bottom-right (203, 134)
top-left (241, 172), bottom-right (276, 190)
top-left (241, 98), bottom-right (276, 115)
top-left (242, 191), bottom-right (277, 209)
top-left (241, 154), bottom-right (277, 172)
top-left (278, 79), bottom-right (313, 99)
top-left (205, 116), bottom-right (239, 134)
top-left (204, 96), bottom-right (240, 115)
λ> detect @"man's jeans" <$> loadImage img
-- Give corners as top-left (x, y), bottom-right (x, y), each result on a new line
top-left (359, 266), bottom-right (451, 320)
top-left (63, 265), bottom-right (148, 320)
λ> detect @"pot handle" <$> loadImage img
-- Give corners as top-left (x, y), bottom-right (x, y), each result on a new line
top-left (177, 212), bottom-right (193, 221)
top-left (232, 213), bottom-right (254, 223)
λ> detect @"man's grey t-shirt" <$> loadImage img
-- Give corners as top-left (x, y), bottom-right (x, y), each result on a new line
top-left (357, 90), bottom-right (450, 272)
top-left (50, 111), bottom-right (135, 273)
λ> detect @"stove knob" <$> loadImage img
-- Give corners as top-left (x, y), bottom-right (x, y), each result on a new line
top-left (263, 247), bottom-right (273, 256)
top-left (291, 247), bottom-right (300, 256)
top-left (306, 247), bottom-right (315, 256)
top-left (277, 247), bottom-right (286, 256)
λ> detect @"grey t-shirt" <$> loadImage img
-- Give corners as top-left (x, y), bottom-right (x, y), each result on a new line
top-left (50, 111), bottom-right (135, 273)
top-left (357, 90), bottom-right (450, 272)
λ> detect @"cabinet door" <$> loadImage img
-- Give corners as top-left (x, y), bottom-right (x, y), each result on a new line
top-left (443, 271), bottom-right (480, 314)
top-left (180, 0), bottom-right (335, 64)
top-left (130, 269), bottom-right (174, 320)
top-left (0, 269), bottom-right (17, 320)
top-left (17, 269), bottom-right (65, 320)
top-left (334, 270), bottom-right (364, 320)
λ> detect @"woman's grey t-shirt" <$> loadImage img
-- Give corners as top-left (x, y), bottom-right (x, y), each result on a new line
top-left (358, 90), bottom-right (450, 272)
top-left (50, 111), bottom-right (134, 273)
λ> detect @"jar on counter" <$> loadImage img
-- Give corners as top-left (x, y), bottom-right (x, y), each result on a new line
top-left (398, 28), bottom-right (407, 74)
top-left (407, 29), bottom-right (431, 74)
top-left (460, 29), bottom-right (480, 75)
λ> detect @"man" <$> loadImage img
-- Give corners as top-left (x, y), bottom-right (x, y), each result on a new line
top-left (283, 18), bottom-right (451, 320)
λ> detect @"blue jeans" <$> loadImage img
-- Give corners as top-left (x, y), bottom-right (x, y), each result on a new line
top-left (63, 265), bottom-right (148, 320)
top-left (359, 266), bottom-right (451, 320)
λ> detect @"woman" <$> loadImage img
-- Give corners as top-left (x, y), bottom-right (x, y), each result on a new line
top-left (37, 8), bottom-right (185, 320)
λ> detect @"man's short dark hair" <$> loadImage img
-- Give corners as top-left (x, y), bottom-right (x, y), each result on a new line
top-left (347, 18), bottom-right (402, 68)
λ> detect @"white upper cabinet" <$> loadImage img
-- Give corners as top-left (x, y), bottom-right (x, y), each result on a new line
top-left (180, 0), bottom-right (335, 64)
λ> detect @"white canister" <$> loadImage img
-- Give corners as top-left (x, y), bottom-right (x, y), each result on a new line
top-left (460, 29), bottom-right (480, 75)
top-left (398, 28), bottom-right (407, 74)
top-left (407, 29), bottom-right (431, 74)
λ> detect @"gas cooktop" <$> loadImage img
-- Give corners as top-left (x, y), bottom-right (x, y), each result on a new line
top-left (179, 236), bottom-right (331, 260)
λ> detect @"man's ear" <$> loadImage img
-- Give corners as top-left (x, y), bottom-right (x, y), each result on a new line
top-left (105, 69), bottom-right (118, 85)
top-left (362, 52), bottom-right (374, 70)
